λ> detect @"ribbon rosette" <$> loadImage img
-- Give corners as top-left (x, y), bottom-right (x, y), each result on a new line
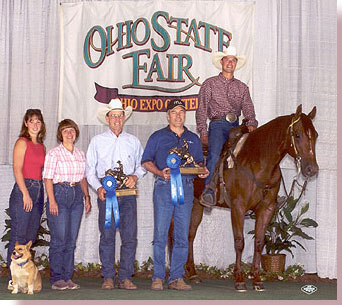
top-left (166, 153), bottom-right (184, 206)
top-left (102, 175), bottom-right (120, 229)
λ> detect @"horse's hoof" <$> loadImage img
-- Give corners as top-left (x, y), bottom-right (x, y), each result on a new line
top-left (235, 282), bottom-right (247, 292)
top-left (188, 275), bottom-right (202, 284)
top-left (253, 282), bottom-right (265, 291)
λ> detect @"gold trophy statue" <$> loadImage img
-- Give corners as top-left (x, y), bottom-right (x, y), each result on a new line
top-left (103, 161), bottom-right (137, 196)
top-left (169, 140), bottom-right (207, 175)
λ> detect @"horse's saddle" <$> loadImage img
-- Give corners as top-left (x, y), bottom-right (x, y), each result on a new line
top-left (206, 121), bottom-right (249, 207)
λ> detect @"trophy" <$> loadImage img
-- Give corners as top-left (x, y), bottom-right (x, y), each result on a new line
top-left (103, 161), bottom-right (137, 196)
top-left (168, 140), bottom-right (207, 175)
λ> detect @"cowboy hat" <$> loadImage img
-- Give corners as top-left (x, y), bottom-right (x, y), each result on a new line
top-left (97, 98), bottom-right (132, 124)
top-left (212, 46), bottom-right (246, 70)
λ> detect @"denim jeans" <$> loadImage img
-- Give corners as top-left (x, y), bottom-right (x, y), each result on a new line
top-left (46, 184), bottom-right (84, 284)
top-left (205, 119), bottom-right (239, 186)
top-left (97, 195), bottom-right (137, 282)
top-left (7, 179), bottom-right (44, 278)
top-left (152, 176), bottom-right (194, 284)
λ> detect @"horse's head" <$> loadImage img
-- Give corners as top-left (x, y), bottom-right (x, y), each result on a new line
top-left (288, 104), bottom-right (319, 178)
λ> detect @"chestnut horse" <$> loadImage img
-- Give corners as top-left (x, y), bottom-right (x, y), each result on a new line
top-left (174, 105), bottom-right (318, 291)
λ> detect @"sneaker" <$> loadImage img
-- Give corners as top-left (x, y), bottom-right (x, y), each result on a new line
top-left (118, 279), bottom-right (137, 290)
top-left (66, 279), bottom-right (80, 290)
top-left (51, 280), bottom-right (69, 290)
top-left (151, 278), bottom-right (163, 291)
top-left (7, 280), bottom-right (14, 291)
top-left (168, 278), bottom-right (192, 291)
top-left (102, 278), bottom-right (115, 290)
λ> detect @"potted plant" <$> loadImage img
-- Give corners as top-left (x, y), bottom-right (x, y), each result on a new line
top-left (1, 207), bottom-right (50, 261)
top-left (249, 195), bottom-right (318, 273)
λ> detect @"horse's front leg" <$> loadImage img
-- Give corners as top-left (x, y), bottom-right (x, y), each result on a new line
top-left (251, 204), bottom-right (276, 291)
top-left (185, 198), bottom-right (204, 283)
top-left (231, 204), bottom-right (247, 292)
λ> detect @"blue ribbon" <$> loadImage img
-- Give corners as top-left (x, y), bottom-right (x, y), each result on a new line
top-left (166, 153), bottom-right (184, 206)
top-left (102, 176), bottom-right (120, 229)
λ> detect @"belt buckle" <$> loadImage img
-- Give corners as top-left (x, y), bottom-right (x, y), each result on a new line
top-left (70, 182), bottom-right (76, 187)
top-left (225, 113), bottom-right (237, 123)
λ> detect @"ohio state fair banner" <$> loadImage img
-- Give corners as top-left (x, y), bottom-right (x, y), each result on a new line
top-left (59, 0), bottom-right (254, 125)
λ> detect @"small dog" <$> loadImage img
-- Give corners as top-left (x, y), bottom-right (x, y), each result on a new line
top-left (10, 240), bottom-right (42, 294)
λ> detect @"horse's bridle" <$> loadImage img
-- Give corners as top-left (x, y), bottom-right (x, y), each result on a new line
top-left (288, 115), bottom-right (302, 177)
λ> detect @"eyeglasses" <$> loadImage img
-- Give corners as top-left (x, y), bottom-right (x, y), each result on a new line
top-left (107, 113), bottom-right (124, 118)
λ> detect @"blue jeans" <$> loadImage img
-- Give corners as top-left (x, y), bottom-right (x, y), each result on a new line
top-left (98, 195), bottom-right (137, 282)
top-left (152, 176), bottom-right (194, 284)
top-left (205, 120), bottom-right (239, 186)
top-left (47, 184), bottom-right (84, 284)
top-left (7, 179), bottom-right (44, 278)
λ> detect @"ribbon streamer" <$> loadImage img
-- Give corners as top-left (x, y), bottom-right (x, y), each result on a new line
top-left (166, 153), bottom-right (184, 206)
top-left (102, 176), bottom-right (120, 229)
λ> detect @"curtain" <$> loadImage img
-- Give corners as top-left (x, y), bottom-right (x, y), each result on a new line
top-left (0, 0), bottom-right (337, 279)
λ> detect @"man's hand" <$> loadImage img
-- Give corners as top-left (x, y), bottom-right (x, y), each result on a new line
top-left (161, 168), bottom-right (170, 180)
top-left (97, 186), bottom-right (106, 201)
top-left (248, 126), bottom-right (256, 132)
top-left (125, 175), bottom-right (138, 189)
top-left (200, 135), bottom-right (209, 145)
top-left (198, 166), bottom-right (210, 179)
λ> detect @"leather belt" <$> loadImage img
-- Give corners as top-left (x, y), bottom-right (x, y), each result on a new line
top-left (57, 181), bottom-right (80, 187)
top-left (211, 113), bottom-right (238, 123)
top-left (211, 116), bottom-right (226, 121)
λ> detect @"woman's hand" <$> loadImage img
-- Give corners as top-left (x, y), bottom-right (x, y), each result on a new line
top-left (84, 196), bottom-right (91, 215)
top-left (22, 192), bottom-right (33, 212)
top-left (49, 200), bottom-right (59, 216)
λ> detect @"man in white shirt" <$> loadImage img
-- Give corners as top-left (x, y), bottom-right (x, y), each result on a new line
top-left (86, 98), bottom-right (146, 290)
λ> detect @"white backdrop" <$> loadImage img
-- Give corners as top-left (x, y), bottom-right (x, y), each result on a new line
top-left (0, 0), bottom-right (337, 279)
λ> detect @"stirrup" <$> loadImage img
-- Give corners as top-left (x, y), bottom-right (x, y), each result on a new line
top-left (199, 186), bottom-right (216, 208)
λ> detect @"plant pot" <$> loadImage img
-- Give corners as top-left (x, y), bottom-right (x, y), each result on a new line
top-left (261, 254), bottom-right (286, 273)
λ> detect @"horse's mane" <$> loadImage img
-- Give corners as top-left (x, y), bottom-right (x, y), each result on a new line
top-left (238, 114), bottom-right (292, 163)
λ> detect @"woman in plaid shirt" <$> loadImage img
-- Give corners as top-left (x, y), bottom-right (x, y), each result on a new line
top-left (43, 119), bottom-right (91, 291)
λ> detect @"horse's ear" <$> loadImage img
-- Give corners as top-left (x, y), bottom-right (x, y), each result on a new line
top-left (294, 104), bottom-right (302, 120)
top-left (308, 106), bottom-right (317, 120)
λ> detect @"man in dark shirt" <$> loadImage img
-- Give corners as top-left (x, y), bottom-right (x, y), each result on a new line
top-left (142, 99), bottom-right (209, 291)
top-left (196, 46), bottom-right (258, 207)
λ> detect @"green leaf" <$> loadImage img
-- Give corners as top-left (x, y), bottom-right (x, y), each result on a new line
top-left (285, 196), bottom-right (298, 213)
top-left (300, 218), bottom-right (318, 227)
top-left (295, 230), bottom-right (314, 240)
top-left (284, 209), bottom-right (293, 223)
top-left (300, 202), bottom-right (309, 215)
top-left (293, 240), bottom-right (307, 251)
top-left (0, 231), bottom-right (11, 242)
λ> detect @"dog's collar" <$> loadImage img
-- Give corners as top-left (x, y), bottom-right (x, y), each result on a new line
top-left (17, 260), bottom-right (29, 267)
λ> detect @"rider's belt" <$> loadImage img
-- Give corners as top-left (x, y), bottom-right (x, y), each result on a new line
top-left (57, 181), bottom-right (80, 187)
top-left (211, 113), bottom-right (238, 123)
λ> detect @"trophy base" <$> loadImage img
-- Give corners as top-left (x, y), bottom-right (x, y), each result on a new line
top-left (116, 188), bottom-right (137, 197)
top-left (180, 167), bottom-right (207, 175)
